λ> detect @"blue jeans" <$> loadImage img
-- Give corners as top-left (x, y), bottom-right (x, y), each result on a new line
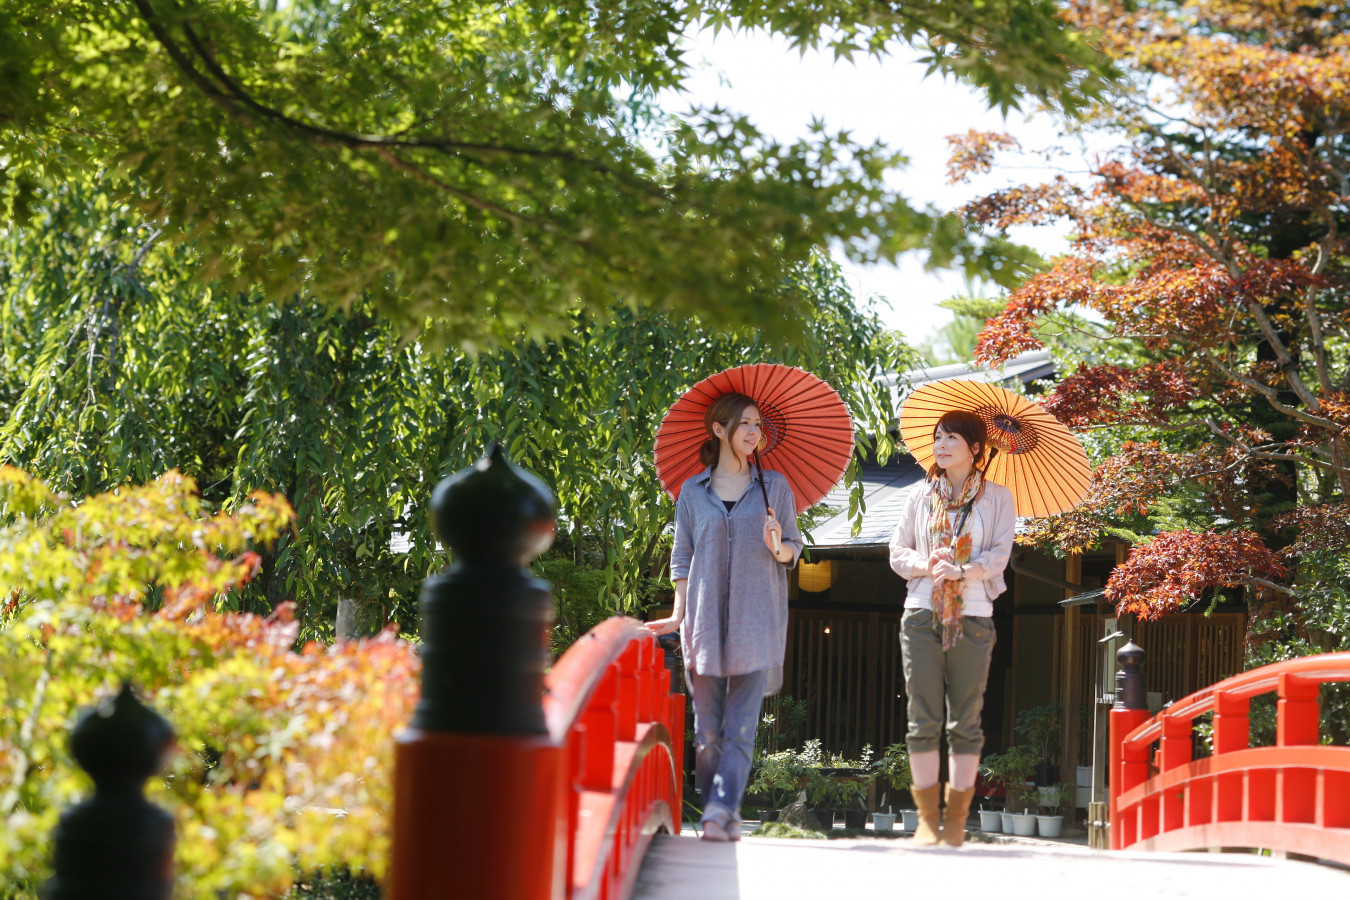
top-left (687, 669), bottom-right (769, 826)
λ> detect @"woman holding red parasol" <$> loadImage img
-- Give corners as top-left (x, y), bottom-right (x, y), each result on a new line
top-left (647, 364), bottom-right (853, 841)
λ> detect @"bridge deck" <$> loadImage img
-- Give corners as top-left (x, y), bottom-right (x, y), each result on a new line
top-left (633, 832), bottom-right (1349, 899)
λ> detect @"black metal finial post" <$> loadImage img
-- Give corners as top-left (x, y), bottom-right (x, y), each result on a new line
top-left (46, 683), bottom-right (176, 900)
top-left (412, 443), bottom-right (557, 734)
top-left (1114, 641), bottom-right (1147, 711)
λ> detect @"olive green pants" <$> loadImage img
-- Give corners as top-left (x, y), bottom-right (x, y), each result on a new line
top-left (900, 608), bottom-right (996, 756)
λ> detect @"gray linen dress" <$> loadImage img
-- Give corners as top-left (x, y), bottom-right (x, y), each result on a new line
top-left (670, 465), bottom-right (803, 693)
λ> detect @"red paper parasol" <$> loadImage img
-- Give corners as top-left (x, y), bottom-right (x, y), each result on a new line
top-left (899, 379), bottom-right (1092, 518)
top-left (654, 364), bottom-right (854, 514)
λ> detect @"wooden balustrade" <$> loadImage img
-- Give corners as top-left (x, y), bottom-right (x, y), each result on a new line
top-left (543, 618), bottom-right (685, 900)
top-left (389, 617), bottom-right (684, 900)
top-left (1111, 648), bottom-right (1350, 863)
top-left (390, 446), bottom-right (684, 900)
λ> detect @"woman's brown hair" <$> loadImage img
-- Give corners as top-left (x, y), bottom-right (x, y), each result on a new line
top-left (700, 392), bottom-right (758, 467)
top-left (926, 409), bottom-right (993, 480)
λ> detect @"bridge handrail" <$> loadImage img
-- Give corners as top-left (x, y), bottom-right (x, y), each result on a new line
top-left (1121, 651), bottom-right (1350, 749)
top-left (1110, 649), bottom-right (1350, 864)
top-left (388, 448), bottom-right (685, 900)
top-left (545, 616), bottom-right (685, 900)
top-left (543, 617), bottom-right (655, 742)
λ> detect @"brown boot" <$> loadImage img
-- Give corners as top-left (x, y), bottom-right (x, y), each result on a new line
top-left (910, 783), bottom-right (942, 846)
top-left (940, 785), bottom-right (976, 847)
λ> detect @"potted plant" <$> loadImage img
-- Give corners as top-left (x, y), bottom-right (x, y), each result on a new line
top-left (979, 746), bottom-right (1039, 813)
top-left (901, 809), bottom-right (920, 832)
top-left (871, 743), bottom-right (913, 801)
top-left (1009, 807), bottom-right (1038, 836)
top-left (800, 741), bottom-right (875, 831)
top-left (870, 742), bottom-right (911, 833)
top-left (872, 810), bottom-right (898, 832)
top-left (977, 805), bottom-right (1002, 832)
top-left (836, 774), bottom-right (871, 830)
top-left (845, 744), bottom-right (876, 830)
top-left (1035, 781), bottom-right (1076, 838)
top-left (1014, 701), bottom-right (1063, 786)
top-left (805, 767), bottom-right (839, 830)
top-left (748, 749), bottom-right (808, 821)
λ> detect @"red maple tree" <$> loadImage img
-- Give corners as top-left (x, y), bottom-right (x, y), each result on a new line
top-left (951, 1), bottom-right (1350, 624)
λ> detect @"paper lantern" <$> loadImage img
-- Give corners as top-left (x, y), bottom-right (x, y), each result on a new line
top-left (797, 559), bottom-right (835, 593)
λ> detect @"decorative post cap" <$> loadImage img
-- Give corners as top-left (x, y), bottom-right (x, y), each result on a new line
top-left (431, 443), bottom-right (556, 566)
top-left (70, 683), bottom-right (174, 793)
top-left (1114, 641), bottom-right (1148, 711)
top-left (412, 444), bottom-right (558, 734)
top-left (1116, 641), bottom-right (1145, 671)
top-left (48, 683), bottom-right (176, 900)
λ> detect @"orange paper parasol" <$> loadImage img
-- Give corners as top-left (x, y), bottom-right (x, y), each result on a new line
top-left (900, 379), bottom-right (1091, 518)
top-left (654, 364), bottom-right (854, 514)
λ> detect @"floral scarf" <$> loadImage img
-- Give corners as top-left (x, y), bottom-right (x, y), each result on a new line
top-left (928, 470), bottom-right (984, 650)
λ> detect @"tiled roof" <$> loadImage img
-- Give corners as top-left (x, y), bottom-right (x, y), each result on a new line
top-left (879, 348), bottom-right (1055, 411)
top-left (805, 456), bottom-right (927, 550)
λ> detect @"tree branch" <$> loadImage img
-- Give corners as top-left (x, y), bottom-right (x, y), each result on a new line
top-left (1200, 350), bottom-right (1342, 431)
top-left (1304, 232), bottom-right (1334, 396)
top-left (1202, 417), bottom-right (1350, 477)
top-left (1246, 575), bottom-right (1294, 595)
top-left (129, 0), bottom-right (661, 191)
top-left (1, 650), bottom-right (52, 815)
top-left (1240, 292), bottom-right (1324, 411)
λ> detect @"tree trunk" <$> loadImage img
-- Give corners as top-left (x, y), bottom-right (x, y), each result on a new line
top-left (335, 596), bottom-right (360, 642)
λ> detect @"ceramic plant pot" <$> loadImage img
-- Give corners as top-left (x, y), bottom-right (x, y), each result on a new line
top-left (1037, 815), bottom-right (1064, 838)
top-left (1010, 812), bottom-right (1037, 836)
top-left (979, 809), bottom-right (1002, 832)
top-left (872, 812), bottom-right (897, 833)
top-left (1000, 810), bottom-right (1015, 832)
top-left (901, 809), bottom-right (919, 832)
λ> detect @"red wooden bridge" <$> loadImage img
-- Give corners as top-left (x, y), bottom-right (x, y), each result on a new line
top-left (389, 616), bottom-right (1350, 900)
top-left (1111, 649), bottom-right (1350, 863)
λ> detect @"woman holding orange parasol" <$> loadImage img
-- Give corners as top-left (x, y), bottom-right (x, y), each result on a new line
top-left (890, 380), bottom-right (1090, 847)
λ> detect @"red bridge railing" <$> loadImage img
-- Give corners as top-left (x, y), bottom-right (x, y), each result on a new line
top-left (389, 447), bottom-right (685, 900)
top-left (38, 449), bottom-right (686, 900)
top-left (543, 618), bottom-right (685, 900)
top-left (1110, 648), bottom-right (1350, 863)
top-left (390, 616), bottom-right (683, 900)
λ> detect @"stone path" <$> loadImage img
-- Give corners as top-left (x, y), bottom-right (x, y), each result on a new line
top-left (633, 830), bottom-right (1349, 900)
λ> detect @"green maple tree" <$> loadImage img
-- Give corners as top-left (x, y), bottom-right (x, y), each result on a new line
top-left (2, 0), bottom-right (1115, 344)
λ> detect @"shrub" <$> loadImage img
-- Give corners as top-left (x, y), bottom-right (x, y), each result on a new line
top-left (0, 468), bottom-right (420, 899)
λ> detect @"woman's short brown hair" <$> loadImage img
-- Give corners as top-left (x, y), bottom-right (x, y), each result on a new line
top-left (927, 409), bottom-right (991, 480)
top-left (700, 392), bottom-right (758, 467)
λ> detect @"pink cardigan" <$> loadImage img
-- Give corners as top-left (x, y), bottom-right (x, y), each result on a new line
top-left (888, 479), bottom-right (1016, 615)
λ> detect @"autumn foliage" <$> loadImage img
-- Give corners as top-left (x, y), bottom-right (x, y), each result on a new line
top-left (0, 468), bottom-right (420, 898)
top-left (952, 1), bottom-right (1350, 620)
top-left (1104, 529), bottom-right (1288, 619)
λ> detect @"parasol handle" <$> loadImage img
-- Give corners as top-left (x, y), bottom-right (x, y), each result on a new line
top-left (753, 450), bottom-right (781, 554)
